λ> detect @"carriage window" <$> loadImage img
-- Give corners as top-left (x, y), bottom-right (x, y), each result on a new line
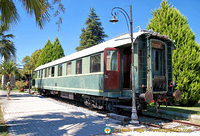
top-left (106, 50), bottom-right (118, 71)
top-left (58, 64), bottom-right (63, 76)
top-left (138, 49), bottom-right (143, 69)
top-left (51, 66), bottom-right (55, 77)
top-left (39, 71), bottom-right (40, 78)
top-left (46, 68), bottom-right (48, 77)
top-left (154, 50), bottom-right (159, 71)
top-left (36, 71), bottom-right (40, 78)
top-left (66, 62), bottom-right (72, 75)
top-left (35, 71), bottom-right (37, 78)
top-left (76, 59), bottom-right (82, 74)
top-left (41, 70), bottom-right (43, 78)
top-left (47, 68), bottom-right (50, 77)
top-left (90, 54), bottom-right (101, 73)
top-left (45, 68), bottom-right (47, 77)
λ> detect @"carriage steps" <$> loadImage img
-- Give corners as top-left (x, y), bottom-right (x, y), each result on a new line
top-left (107, 113), bottom-right (130, 126)
top-left (118, 97), bottom-right (132, 100)
top-left (113, 105), bottom-right (132, 111)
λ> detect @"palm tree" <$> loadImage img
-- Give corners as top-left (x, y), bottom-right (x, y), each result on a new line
top-left (0, 21), bottom-right (16, 89)
top-left (0, 23), bottom-right (16, 60)
top-left (0, 61), bottom-right (18, 89)
top-left (0, 61), bottom-right (18, 78)
top-left (0, 0), bottom-right (65, 29)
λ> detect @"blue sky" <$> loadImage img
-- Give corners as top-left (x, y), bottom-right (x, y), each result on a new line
top-left (8, 0), bottom-right (200, 65)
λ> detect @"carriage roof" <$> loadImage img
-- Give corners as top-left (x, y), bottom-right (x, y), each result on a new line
top-left (34, 31), bottom-right (174, 71)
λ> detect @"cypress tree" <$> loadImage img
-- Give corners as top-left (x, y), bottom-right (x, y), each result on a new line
top-left (36, 38), bottom-right (65, 67)
top-left (52, 37), bottom-right (64, 60)
top-left (76, 8), bottom-right (107, 51)
top-left (147, 0), bottom-right (200, 106)
top-left (36, 40), bottom-right (54, 67)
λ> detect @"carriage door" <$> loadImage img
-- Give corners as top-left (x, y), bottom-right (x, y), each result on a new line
top-left (151, 41), bottom-right (166, 91)
top-left (104, 48), bottom-right (120, 90)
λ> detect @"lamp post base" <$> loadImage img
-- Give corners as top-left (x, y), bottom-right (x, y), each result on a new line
top-left (129, 119), bottom-right (139, 125)
top-left (130, 107), bottom-right (139, 125)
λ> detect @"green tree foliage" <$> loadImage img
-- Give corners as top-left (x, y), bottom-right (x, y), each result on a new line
top-left (22, 56), bottom-right (31, 74)
top-left (0, 0), bottom-right (65, 29)
top-left (52, 37), bottom-right (64, 60)
top-left (76, 8), bottom-right (107, 51)
top-left (30, 49), bottom-right (42, 70)
top-left (23, 49), bottom-right (42, 74)
top-left (0, 61), bottom-right (18, 80)
top-left (15, 68), bottom-right (26, 81)
top-left (0, 21), bottom-right (16, 60)
top-left (36, 40), bottom-right (53, 67)
top-left (36, 38), bottom-right (64, 67)
top-left (147, 0), bottom-right (200, 106)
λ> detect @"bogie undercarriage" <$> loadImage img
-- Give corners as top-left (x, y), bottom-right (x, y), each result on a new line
top-left (38, 89), bottom-right (153, 114)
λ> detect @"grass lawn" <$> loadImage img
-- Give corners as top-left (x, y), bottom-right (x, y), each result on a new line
top-left (0, 104), bottom-right (9, 136)
top-left (149, 103), bottom-right (200, 115)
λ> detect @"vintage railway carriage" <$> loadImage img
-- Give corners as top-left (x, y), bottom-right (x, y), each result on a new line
top-left (35, 31), bottom-right (177, 111)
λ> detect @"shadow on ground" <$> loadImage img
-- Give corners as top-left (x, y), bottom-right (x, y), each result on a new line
top-left (7, 111), bottom-right (112, 136)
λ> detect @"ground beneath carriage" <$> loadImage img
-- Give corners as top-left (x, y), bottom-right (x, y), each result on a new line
top-left (0, 91), bottom-right (199, 136)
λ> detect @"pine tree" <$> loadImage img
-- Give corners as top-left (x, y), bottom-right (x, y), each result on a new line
top-left (147, 1), bottom-right (200, 106)
top-left (76, 8), bottom-right (107, 51)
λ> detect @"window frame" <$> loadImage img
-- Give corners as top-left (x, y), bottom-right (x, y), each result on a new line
top-left (66, 62), bottom-right (72, 75)
top-left (51, 66), bottom-right (55, 77)
top-left (90, 54), bottom-right (101, 73)
top-left (41, 69), bottom-right (43, 78)
top-left (155, 50), bottom-right (159, 71)
top-left (106, 50), bottom-right (118, 71)
top-left (58, 63), bottom-right (63, 76)
top-left (39, 71), bottom-right (40, 78)
top-left (76, 59), bottom-right (82, 74)
top-left (35, 71), bottom-right (38, 78)
top-left (44, 68), bottom-right (47, 77)
top-left (48, 67), bottom-right (50, 77)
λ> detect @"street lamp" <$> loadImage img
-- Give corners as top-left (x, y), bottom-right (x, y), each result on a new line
top-left (28, 69), bottom-right (31, 94)
top-left (110, 5), bottom-right (139, 125)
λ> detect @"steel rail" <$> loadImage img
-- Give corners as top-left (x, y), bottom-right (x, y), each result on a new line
top-left (141, 114), bottom-right (200, 128)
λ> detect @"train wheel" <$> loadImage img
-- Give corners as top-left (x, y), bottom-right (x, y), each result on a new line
top-left (136, 103), bottom-right (142, 114)
top-left (84, 99), bottom-right (91, 107)
top-left (106, 103), bottom-right (112, 112)
top-left (105, 102), bottom-right (116, 112)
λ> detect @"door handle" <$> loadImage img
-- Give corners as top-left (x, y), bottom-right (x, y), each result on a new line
top-left (104, 75), bottom-right (108, 78)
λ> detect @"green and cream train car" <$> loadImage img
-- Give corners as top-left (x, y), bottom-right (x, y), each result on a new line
top-left (35, 31), bottom-right (180, 111)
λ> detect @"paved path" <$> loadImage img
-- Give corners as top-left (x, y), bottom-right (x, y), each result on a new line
top-left (0, 91), bottom-right (119, 136)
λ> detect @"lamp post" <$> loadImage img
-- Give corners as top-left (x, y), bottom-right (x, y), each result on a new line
top-left (110, 5), bottom-right (139, 125)
top-left (28, 69), bottom-right (31, 94)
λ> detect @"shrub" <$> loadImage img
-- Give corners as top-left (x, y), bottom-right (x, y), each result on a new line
top-left (15, 80), bottom-right (27, 89)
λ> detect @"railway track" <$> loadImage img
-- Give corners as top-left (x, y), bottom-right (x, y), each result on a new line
top-left (139, 113), bottom-right (200, 132)
top-left (141, 114), bottom-right (200, 127)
